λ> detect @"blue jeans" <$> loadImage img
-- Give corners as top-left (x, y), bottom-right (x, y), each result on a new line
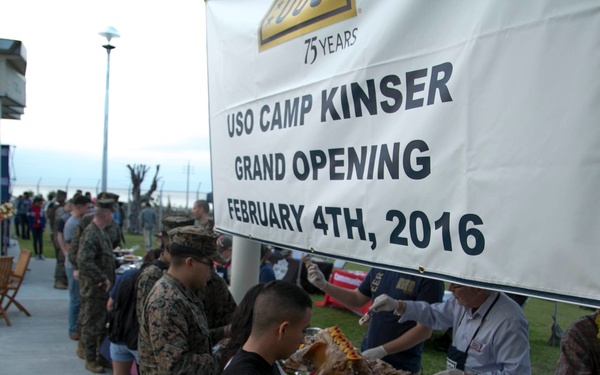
top-left (65, 263), bottom-right (80, 335)
top-left (110, 342), bottom-right (139, 362)
top-left (32, 227), bottom-right (44, 255)
top-left (143, 228), bottom-right (154, 250)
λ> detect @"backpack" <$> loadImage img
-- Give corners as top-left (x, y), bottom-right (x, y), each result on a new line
top-left (107, 260), bottom-right (169, 350)
top-left (107, 270), bottom-right (141, 350)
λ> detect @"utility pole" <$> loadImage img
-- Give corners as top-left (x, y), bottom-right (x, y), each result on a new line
top-left (99, 26), bottom-right (120, 193)
top-left (65, 178), bottom-right (70, 196)
top-left (36, 178), bottom-right (41, 196)
top-left (158, 181), bottom-right (164, 231)
top-left (186, 161), bottom-right (190, 209)
top-left (182, 162), bottom-right (194, 210)
top-left (196, 182), bottom-right (202, 201)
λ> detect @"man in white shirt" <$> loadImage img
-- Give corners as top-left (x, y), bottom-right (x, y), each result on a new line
top-left (370, 283), bottom-right (531, 375)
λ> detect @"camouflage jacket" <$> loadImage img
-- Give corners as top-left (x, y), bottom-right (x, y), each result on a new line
top-left (45, 201), bottom-right (61, 235)
top-left (53, 205), bottom-right (65, 232)
top-left (136, 265), bottom-right (235, 343)
top-left (196, 272), bottom-right (237, 343)
top-left (70, 213), bottom-right (121, 269)
top-left (135, 263), bottom-right (166, 324)
top-left (139, 272), bottom-right (219, 375)
top-left (77, 222), bottom-right (116, 298)
top-left (196, 218), bottom-right (214, 232)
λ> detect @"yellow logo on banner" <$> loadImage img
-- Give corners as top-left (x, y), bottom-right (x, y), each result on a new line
top-left (259, 0), bottom-right (357, 51)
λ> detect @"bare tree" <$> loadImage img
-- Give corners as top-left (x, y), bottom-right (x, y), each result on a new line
top-left (127, 164), bottom-right (160, 233)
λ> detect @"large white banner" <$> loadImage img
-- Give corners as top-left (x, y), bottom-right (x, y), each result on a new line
top-left (206, 0), bottom-right (600, 307)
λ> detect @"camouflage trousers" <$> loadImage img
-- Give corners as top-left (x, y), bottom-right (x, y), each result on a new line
top-left (80, 294), bottom-right (108, 360)
top-left (52, 234), bottom-right (67, 284)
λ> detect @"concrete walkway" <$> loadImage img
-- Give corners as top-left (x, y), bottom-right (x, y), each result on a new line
top-left (0, 256), bottom-right (114, 374)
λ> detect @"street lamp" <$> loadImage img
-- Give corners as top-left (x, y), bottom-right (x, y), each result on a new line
top-left (99, 26), bottom-right (120, 193)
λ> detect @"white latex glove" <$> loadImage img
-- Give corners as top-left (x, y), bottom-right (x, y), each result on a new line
top-left (361, 345), bottom-right (387, 360)
top-left (307, 264), bottom-right (327, 290)
top-left (370, 294), bottom-right (400, 313)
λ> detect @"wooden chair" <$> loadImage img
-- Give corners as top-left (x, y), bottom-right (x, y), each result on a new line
top-left (2, 248), bottom-right (32, 318)
top-left (0, 256), bottom-right (15, 326)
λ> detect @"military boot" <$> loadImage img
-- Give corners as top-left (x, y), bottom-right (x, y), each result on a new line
top-left (76, 341), bottom-right (85, 359)
top-left (84, 360), bottom-right (105, 374)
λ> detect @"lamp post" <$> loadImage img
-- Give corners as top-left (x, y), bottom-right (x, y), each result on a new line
top-left (99, 26), bottom-right (120, 193)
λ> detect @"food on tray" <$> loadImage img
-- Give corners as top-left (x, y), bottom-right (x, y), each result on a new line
top-left (365, 358), bottom-right (408, 375)
top-left (121, 254), bottom-right (142, 263)
top-left (286, 326), bottom-right (366, 374)
top-left (113, 248), bottom-right (134, 254)
top-left (285, 326), bottom-right (409, 375)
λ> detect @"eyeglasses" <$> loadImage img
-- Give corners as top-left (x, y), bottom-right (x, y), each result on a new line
top-left (190, 256), bottom-right (214, 269)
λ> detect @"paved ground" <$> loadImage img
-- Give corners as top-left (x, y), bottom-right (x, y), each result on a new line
top-left (0, 254), bottom-right (114, 374)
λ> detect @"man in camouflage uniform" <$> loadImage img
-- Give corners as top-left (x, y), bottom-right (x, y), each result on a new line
top-left (77, 199), bottom-right (118, 373)
top-left (47, 189), bottom-right (68, 289)
top-left (136, 216), bottom-right (237, 343)
top-left (192, 199), bottom-right (214, 231)
top-left (138, 226), bottom-right (225, 375)
top-left (135, 216), bottom-right (195, 324)
top-left (99, 192), bottom-right (123, 245)
top-left (70, 192), bottom-right (122, 360)
top-left (197, 268), bottom-right (237, 339)
top-left (69, 192), bottom-right (122, 279)
top-left (191, 200), bottom-right (238, 326)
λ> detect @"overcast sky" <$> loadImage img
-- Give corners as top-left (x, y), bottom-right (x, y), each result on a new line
top-left (0, 0), bottom-right (212, 195)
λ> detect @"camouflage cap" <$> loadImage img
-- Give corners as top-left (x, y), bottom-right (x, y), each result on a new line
top-left (168, 226), bottom-right (225, 264)
top-left (95, 198), bottom-right (115, 211)
top-left (162, 216), bottom-right (195, 232)
top-left (98, 192), bottom-right (120, 202)
top-left (56, 190), bottom-right (67, 198)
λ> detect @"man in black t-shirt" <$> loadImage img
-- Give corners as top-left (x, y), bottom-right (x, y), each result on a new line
top-left (223, 280), bottom-right (312, 375)
top-left (223, 350), bottom-right (279, 375)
